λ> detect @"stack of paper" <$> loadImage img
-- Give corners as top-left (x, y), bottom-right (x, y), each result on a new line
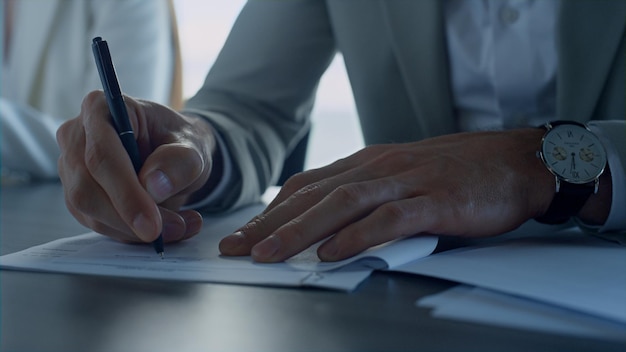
top-left (394, 231), bottom-right (626, 339)
top-left (0, 204), bottom-right (438, 291)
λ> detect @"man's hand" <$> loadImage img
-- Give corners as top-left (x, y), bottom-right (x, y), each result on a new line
top-left (220, 129), bottom-right (559, 262)
top-left (56, 91), bottom-right (216, 244)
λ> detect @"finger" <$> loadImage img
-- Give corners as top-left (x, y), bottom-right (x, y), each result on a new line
top-left (65, 187), bottom-right (203, 245)
top-left (250, 177), bottom-right (412, 262)
top-left (159, 208), bottom-right (203, 242)
top-left (264, 168), bottom-right (340, 213)
top-left (220, 145), bottom-right (422, 258)
top-left (140, 143), bottom-right (206, 205)
top-left (81, 95), bottom-right (162, 242)
top-left (63, 193), bottom-right (140, 243)
top-left (58, 121), bottom-right (140, 242)
top-left (179, 210), bottom-right (204, 240)
top-left (219, 179), bottom-right (339, 256)
top-left (317, 196), bottom-right (442, 261)
top-left (220, 160), bottom-right (402, 257)
top-left (61, 166), bottom-right (143, 242)
top-left (265, 144), bottom-right (390, 211)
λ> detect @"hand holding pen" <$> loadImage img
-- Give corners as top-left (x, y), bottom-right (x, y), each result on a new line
top-left (92, 37), bottom-right (165, 258)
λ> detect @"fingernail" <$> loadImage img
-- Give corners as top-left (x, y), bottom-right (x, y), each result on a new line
top-left (146, 170), bottom-right (173, 203)
top-left (252, 234), bottom-right (281, 260)
top-left (221, 231), bottom-right (246, 249)
top-left (132, 213), bottom-right (157, 242)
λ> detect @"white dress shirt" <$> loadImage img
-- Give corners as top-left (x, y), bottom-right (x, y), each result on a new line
top-left (445, 0), bottom-right (559, 131)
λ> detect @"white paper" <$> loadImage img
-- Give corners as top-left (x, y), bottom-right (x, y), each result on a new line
top-left (417, 285), bottom-right (626, 341)
top-left (396, 233), bottom-right (626, 323)
top-left (0, 204), bottom-right (438, 291)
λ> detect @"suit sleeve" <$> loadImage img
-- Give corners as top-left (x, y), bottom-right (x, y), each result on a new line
top-left (184, 0), bottom-right (336, 212)
top-left (580, 121), bottom-right (626, 241)
top-left (0, 99), bottom-right (61, 179)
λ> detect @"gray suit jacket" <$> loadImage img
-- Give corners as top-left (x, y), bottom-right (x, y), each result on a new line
top-left (185, 0), bottom-right (625, 233)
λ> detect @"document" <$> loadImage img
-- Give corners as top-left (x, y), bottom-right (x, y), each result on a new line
top-left (396, 230), bottom-right (626, 324)
top-left (0, 204), bottom-right (438, 291)
top-left (417, 285), bottom-right (626, 341)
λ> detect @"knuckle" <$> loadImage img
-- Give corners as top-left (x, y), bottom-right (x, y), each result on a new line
top-left (293, 181), bottom-right (324, 201)
top-left (348, 145), bottom-right (385, 166)
top-left (382, 149), bottom-right (416, 166)
top-left (281, 172), bottom-right (309, 194)
top-left (55, 121), bottom-right (69, 145)
top-left (241, 214), bottom-right (270, 235)
top-left (180, 146), bottom-right (206, 182)
top-left (65, 182), bottom-right (94, 216)
top-left (378, 202), bottom-right (412, 225)
top-left (83, 142), bottom-right (109, 176)
top-left (328, 184), bottom-right (363, 207)
top-left (81, 90), bottom-right (105, 112)
top-left (56, 118), bottom-right (82, 151)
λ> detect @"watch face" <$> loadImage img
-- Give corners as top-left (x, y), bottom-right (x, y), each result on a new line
top-left (541, 124), bottom-right (607, 184)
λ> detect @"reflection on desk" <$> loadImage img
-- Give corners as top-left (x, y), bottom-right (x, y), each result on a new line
top-left (2, 183), bottom-right (624, 352)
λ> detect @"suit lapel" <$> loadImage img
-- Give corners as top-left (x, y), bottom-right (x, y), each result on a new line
top-left (11, 0), bottom-right (61, 103)
top-left (379, 0), bottom-right (456, 136)
top-left (557, 0), bottom-right (625, 122)
top-left (380, 0), bottom-right (625, 131)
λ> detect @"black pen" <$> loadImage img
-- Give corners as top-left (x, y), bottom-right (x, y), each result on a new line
top-left (91, 37), bottom-right (165, 259)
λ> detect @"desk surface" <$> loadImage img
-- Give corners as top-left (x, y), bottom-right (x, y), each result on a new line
top-left (1, 183), bottom-right (623, 352)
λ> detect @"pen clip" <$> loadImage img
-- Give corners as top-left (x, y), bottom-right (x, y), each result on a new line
top-left (92, 37), bottom-right (123, 100)
top-left (92, 37), bottom-right (133, 136)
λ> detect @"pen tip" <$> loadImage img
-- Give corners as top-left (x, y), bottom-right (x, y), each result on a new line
top-left (159, 252), bottom-right (165, 259)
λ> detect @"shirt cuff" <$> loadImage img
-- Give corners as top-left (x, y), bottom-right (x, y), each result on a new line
top-left (577, 124), bottom-right (626, 234)
top-left (181, 118), bottom-right (234, 210)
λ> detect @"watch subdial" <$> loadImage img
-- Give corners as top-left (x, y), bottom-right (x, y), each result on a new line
top-left (579, 148), bottom-right (595, 162)
top-left (551, 146), bottom-right (567, 161)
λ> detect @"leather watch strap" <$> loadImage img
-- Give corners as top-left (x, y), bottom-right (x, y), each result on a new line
top-left (535, 179), bottom-right (595, 224)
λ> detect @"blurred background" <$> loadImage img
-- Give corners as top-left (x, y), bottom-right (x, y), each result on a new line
top-left (173, 0), bottom-right (364, 171)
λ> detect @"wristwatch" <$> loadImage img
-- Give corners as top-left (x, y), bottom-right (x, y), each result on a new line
top-left (536, 121), bottom-right (607, 224)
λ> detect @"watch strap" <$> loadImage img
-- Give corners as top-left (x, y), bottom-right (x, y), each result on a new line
top-left (535, 179), bottom-right (595, 224)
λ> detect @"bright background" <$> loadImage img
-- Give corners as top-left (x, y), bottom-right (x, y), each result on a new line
top-left (173, 0), bottom-right (364, 170)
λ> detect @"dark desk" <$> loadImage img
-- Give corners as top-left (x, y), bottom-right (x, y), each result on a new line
top-left (1, 183), bottom-right (623, 351)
